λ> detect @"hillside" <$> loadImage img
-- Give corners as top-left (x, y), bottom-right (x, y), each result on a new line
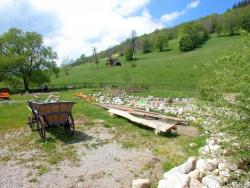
top-left (51, 35), bottom-right (244, 89)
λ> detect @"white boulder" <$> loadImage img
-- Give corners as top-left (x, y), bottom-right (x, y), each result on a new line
top-left (163, 157), bottom-right (197, 178)
top-left (189, 179), bottom-right (203, 188)
top-left (202, 175), bottom-right (222, 188)
top-left (188, 169), bottom-right (200, 180)
top-left (196, 159), bottom-right (218, 172)
top-left (158, 174), bottom-right (190, 188)
top-left (132, 179), bottom-right (151, 188)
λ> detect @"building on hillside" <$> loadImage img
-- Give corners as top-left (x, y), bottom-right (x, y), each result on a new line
top-left (106, 58), bottom-right (122, 66)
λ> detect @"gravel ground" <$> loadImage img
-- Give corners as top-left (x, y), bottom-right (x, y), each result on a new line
top-left (0, 125), bottom-right (162, 188)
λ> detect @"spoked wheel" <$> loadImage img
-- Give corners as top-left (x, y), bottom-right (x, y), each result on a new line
top-left (27, 115), bottom-right (34, 131)
top-left (65, 114), bottom-right (74, 136)
top-left (37, 117), bottom-right (46, 142)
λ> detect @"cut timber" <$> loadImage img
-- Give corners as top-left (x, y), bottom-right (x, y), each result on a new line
top-left (98, 104), bottom-right (186, 125)
top-left (108, 108), bottom-right (177, 134)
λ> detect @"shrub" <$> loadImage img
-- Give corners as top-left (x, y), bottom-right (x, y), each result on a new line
top-left (124, 48), bottom-right (133, 61)
top-left (153, 33), bottom-right (168, 52)
top-left (142, 38), bottom-right (152, 53)
top-left (178, 23), bottom-right (208, 52)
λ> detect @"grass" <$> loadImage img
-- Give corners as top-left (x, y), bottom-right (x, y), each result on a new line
top-left (50, 35), bottom-right (244, 97)
top-left (0, 89), bottom-right (205, 175)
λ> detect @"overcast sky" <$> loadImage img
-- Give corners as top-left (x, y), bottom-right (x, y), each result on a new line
top-left (0, 0), bottom-right (239, 64)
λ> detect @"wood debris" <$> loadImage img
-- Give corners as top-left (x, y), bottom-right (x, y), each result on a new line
top-left (98, 104), bottom-right (187, 134)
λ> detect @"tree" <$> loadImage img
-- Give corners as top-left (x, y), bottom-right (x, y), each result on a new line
top-left (61, 57), bottom-right (73, 76)
top-left (153, 33), bottom-right (168, 52)
top-left (178, 23), bottom-right (208, 52)
top-left (128, 30), bottom-right (137, 61)
top-left (0, 28), bottom-right (57, 92)
top-left (142, 38), bottom-right (152, 53)
top-left (223, 11), bottom-right (240, 35)
top-left (124, 47), bottom-right (133, 61)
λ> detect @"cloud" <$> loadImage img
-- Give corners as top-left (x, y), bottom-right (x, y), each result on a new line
top-left (161, 0), bottom-right (200, 24)
top-left (160, 10), bottom-right (186, 23)
top-left (187, 0), bottom-right (200, 9)
top-left (0, 0), bottom-right (163, 64)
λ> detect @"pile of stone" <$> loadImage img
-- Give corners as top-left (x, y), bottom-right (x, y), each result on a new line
top-left (95, 93), bottom-right (197, 119)
top-left (157, 137), bottom-right (249, 188)
top-left (95, 93), bottom-right (249, 187)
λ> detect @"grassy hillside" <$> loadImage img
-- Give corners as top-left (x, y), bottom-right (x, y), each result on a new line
top-left (52, 35), bottom-right (244, 90)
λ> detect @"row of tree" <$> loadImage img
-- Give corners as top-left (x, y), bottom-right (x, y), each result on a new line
top-left (232, 0), bottom-right (250, 9)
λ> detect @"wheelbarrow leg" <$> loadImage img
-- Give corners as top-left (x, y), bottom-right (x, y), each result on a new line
top-left (37, 117), bottom-right (46, 142)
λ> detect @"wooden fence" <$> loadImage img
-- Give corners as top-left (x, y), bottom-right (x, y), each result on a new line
top-left (9, 81), bottom-right (198, 94)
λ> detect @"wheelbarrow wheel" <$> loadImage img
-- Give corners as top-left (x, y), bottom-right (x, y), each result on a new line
top-left (65, 114), bottom-right (74, 136)
top-left (37, 117), bottom-right (46, 142)
top-left (28, 115), bottom-right (34, 131)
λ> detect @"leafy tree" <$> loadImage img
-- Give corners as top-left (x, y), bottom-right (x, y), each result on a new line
top-left (128, 30), bottom-right (137, 61)
top-left (178, 23), bottom-right (208, 52)
top-left (178, 33), bottom-right (194, 52)
top-left (153, 32), bottom-right (168, 52)
top-left (61, 57), bottom-right (73, 76)
top-left (223, 11), bottom-right (240, 35)
top-left (124, 47), bottom-right (133, 61)
top-left (239, 6), bottom-right (250, 32)
top-left (0, 28), bottom-right (57, 92)
top-left (142, 38), bottom-right (152, 53)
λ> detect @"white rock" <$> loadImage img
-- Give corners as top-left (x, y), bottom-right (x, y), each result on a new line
top-left (202, 175), bottom-right (222, 188)
top-left (196, 159), bottom-right (218, 172)
top-left (189, 179), bottom-right (203, 188)
top-left (158, 174), bottom-right (190, 188)
top-left (132, 179), bottom-right (151, 188)
top-left (218, 161), bottom-right (237, 171)
top-left (212, 169), bottom-right (219, 176)
top-left (188, 169), bottom-right (200, 180)
top-left (209, 144), bottom-right (221, 152)
top-left (163, 157), bottom-right (197, 178)
top-left (207, 158), bottom-right (220, 168)
top-left (207, 139), bottom-right (216, 146)
top-left (219, 170), bottom-right (230, 178)
top-left (189, 143), bottom-right (198, 148)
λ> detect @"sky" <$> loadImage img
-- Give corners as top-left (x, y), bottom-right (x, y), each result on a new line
top-left (0, 0), bottom-right (240, 64)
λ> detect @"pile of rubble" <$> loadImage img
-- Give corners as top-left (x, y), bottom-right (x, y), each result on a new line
top-left (158, 138), bottom-right (249, 188)
top-left (95, 93), bottom-right (249, 188)
top-left (95, 93), bottom-right (197, 119)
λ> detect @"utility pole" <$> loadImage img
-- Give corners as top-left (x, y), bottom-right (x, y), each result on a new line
top-left (92, 47), bottom-right (98, 69)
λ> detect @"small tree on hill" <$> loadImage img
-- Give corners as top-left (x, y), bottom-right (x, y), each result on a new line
top-left (124, 47), bottom-right (133, 61)
top-left (128, 30), bottom-right (137, 61)
top-left (142, 38), bottom-right (152, 53)
top-left (153, 33), bottom-right (168, 52)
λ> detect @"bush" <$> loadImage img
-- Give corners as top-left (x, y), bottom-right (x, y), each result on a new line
top-left (179, 34), bottom-right (194, 52)
top-left (142, 38), bottom-right (152, 53)
top-left (124, 48), bottom-right (133, 61)
top-left (199, 31), bottom-right (250, 164)
top-left (178, 23), bottom-right (208, 52)
top-left (153, 33), bottom-right (168, 52)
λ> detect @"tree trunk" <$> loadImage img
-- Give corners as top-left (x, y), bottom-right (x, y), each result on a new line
top-left (23, 78), bottom-right (29, 93)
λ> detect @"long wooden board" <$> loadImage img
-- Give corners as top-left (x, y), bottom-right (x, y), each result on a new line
top-left (108, 108), bottom-right (177, 134)
top-left (98, 104), bottom-right (186, 124)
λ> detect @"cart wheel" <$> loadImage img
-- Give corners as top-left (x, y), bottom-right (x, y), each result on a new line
top-left (66, 114), bottom-right (74, 136)
top-left (37, 117), bottom-right (46, 142)
top-left (28, 115), bottom-right (34, 131)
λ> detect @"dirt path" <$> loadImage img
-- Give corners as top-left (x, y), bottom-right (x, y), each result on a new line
top-left (0, 123), bottom-right (162, 188)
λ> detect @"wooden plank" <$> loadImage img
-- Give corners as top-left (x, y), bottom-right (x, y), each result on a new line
top-left (98, 103), bottom-right (186, 124)
top-left (108, 108), bottom-right (176, 133)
